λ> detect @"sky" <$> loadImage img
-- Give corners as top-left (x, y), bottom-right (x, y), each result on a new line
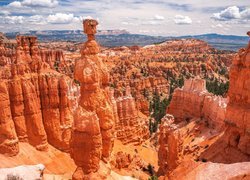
top-left (0, 0), bottom-right (249, 36)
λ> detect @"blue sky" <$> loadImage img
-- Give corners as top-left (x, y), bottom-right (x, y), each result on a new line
top-left (0, 0), bottom-right (249, 36)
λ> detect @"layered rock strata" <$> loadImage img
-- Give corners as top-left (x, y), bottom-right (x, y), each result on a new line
top-left (158, 78), bottom-right (228, 176)
top-left (158, 114), bottom-right (180, 175)
top-left (167, 78), bottom-right (227, 129)
top-left (224, 46), bottom-right (250, 156)
top-left (199, 43), bottom-right (250, 162)
top-left (70, 19), bottom-right (115, 179)
top-left (115, 87), bottom-right (149, 144)
top-left (0, 35), bottom-right (73, 155)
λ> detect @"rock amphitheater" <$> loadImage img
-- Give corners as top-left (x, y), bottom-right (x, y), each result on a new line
top-left (0, 20), bottom-right (249, 180)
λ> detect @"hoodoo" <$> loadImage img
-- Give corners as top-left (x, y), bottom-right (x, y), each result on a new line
top-left (70, 19), bottom-right (115, 179)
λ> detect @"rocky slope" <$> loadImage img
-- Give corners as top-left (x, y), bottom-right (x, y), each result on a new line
top-left (157, 44), bottom-right (250, 178)
top-left (158, 79), bottom-right (227, 175)
top-left (199, 43), bottom-right (250, 163)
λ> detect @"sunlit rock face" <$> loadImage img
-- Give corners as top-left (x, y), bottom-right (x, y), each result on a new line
top-left (167, 78), bottom-right (227, 129)
top-left (223, 46), bottom-right (250, 158)
top-left (158, 42), bottom-right (250, 179)
top-left (70, 19), bottom-right (115, 179)
top-left (0, 35), bottom-right (74, 156)
top-left (158, 78), bottom-right (228, 176)
top-left (115, 86), bottom-right (149, 145)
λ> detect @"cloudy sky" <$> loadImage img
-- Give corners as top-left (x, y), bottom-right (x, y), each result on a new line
top-left (0, 0), bottom-right (249, 36)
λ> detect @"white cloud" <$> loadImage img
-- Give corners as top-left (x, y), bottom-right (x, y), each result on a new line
top-left (142, 21), bottom-right (163, 25)
top-left (28, 15), bottom-right (47, 25)
top-left (47, 13), bottom-right (79, 24)
top-left (212, 6), bottom-right (241, 21)
top-left (0, 10), bottom-right (11, 15)
top-left (174, 15), bottom-right (192, 24)
top-left (154, 15), bottom-right (165, 20)
top-left (0, 13), bottom-right (82, 26)
top-left (8, 1), bottom-right (22, 8)
top-left (4, 16), bottom-right (24, 24)
top-left (240, 8), bottom-right (250, 20)
top-left (212, 6), bottom-right (250, 22)
top-left (216, 24), bottom-right (223, 28)
top-left (8, 0), bottom-right (58, 8)
top-left (121, 21), bottom-right (129, 25)
top-left (211, 23), bottom-right (223, 28)
top-left (22, 0), bottom-right (58, 7)
top-left (1, 1), bottom-right (249, 35)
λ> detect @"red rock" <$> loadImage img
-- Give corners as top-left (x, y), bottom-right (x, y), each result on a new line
top-left (9, 79), bottom-right (27, 142)
top-left (0, 81), bottom-right (19, 156)
top-left (0, 35), bottom-right (74, 155)
top-left (71, 107), bottom-right (102, 175)
top-left (39, 75), bottom-right (73, 151)
top-left (168, 160), bottom-right (250, 180)
top-left (158, 114), bottom-right (180, 175)
top-left (112, 151), bottom-right (146, 170)
top-left (71, 19), bottom-right (115, 179)
top-left (116, 87), bottom-right (149, 144)
top-left (22, 79), bottom-right (48, 151)
top-left (167, 78), bottom-right (227, 129)
top-left (223, 45), bottom-right (250, 156)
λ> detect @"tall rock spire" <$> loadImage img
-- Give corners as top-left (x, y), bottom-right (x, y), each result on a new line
top-left (70, 19), bottom-right (115, 179)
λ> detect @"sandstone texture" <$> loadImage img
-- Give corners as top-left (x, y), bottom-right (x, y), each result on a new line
top-left (199, 45), bottom-right (250, 162)
top-left (158, 78), bottom-right (229, 176)
top-left (0, 35), bottom-right (74, 155)
top-left (225, 47), bottom-right (250, 156)
top-left (70, 19), bottom-right (115, 179)
top-left (158, 114), bottom-right (180, 175)
top-left (158, 45), bottom-right (250, 178)
top-left (167, 78), bottom-right (227, 129)
top-left (115, 87), bottom-right (149, 144)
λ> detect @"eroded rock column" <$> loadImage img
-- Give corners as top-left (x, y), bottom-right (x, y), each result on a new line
top-left (70, 19), bottom-right (115, 179)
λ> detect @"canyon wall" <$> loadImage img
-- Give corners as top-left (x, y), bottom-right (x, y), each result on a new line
top-left (167, 78), bottom-right (227, 129)
top-left (115, 87), bottom-right (149, 144)
top-left (158, 44), bottom-right (250, 178)
top-left (0, 36), bottom-right (74, 156)
top-left (225, 47), bottom-right (250, 156)
top-left (158, 78), bottom-right (228, 175)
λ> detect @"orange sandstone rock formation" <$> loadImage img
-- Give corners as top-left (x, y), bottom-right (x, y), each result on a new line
top-left (167, 78), bottom-right (227, 129)
top-left (199, 43), bottom-right (250, 162)
top-left (0, 35), bottom-right (74, 155)
top-left (70, 19), bottom-right (115, 179)
top-left (115, 86), bottom-right (149, 144)
top-left (158, 42), bottom-right (250, 177)
top-left (158, 78), bottom-right (229, 176)
top-left (0, 81), bottom-right (19, 156)
top-left (158, 114), bottom-right (180, 175)
top-left (225, 46), bottom-right (250, 156)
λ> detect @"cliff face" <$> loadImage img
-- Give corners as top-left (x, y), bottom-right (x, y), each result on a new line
top-left (158, 45), bottom-right (250, 178)
top-left (70, 19), bottom-right (115, 179)
top-left (115, 87), bottom-right (149, 144)
top-left (40, 49), bottom-right (72, 76)
top-left (225, 47), bottom-right (250, 156)
top-left (167, 78), bottom-right (227, 129)
top-left (158, 114), bottom-right (180, 175)
top-left (0, 35), bottom-right (73, 156)
top-left (0, 41), bottom-right (15, 66)
top-left (0, 81), bottom-right (19, 156)
top-left (158, 78), bottom-right (228, 176)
